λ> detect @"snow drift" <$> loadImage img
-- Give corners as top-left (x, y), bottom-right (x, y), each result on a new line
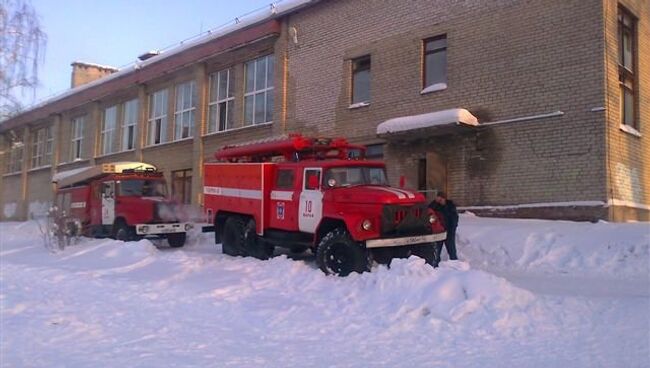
top-left (1, 216), bottom-right (648, 367)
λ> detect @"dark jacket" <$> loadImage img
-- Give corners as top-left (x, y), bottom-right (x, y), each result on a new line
top-left (429, 199), bottom-right (459, 230)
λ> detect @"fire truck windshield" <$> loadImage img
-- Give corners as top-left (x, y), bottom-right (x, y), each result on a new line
top-left (118, 179), bottom-right (167, 197)
top-left (324, 166), bottom-right (388, 188)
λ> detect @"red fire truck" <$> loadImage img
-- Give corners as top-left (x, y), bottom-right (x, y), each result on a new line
top-left (53, 162), bottom-right (191, 247)
top-left (203, 135), bottom-right (446, 276)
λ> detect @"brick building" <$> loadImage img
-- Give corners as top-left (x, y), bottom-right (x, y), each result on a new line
top-left (1, 0), bottom-right (648, 222)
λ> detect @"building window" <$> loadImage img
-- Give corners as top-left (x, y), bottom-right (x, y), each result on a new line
top-left (7, 143), bottom-right (23, 173)
top-left (174, 81), bottom-right (196, 140)
top-left (122, 99), bottom-right (138, 151)
top-left (351, 55), bottom-right (371, 105)
top-left (70, 116), bottom-right (85, 161)
top-left (208, 69), bottom-right (234, 133)
top-left (31, 126), bottom-right (52, 168)
top-left (244, 54), bottom-right (275, 126)
top-left (148, 89), bottom-right (168, 145)
top-left (423, 35), bottom-right (447, 91)
top-left (618, 8), bottom-right (637, 128)
top-left (365, 144), bottom-right (384, 159)
top-left (101, 106), bottom-right (118, 155)
top-left (172, 169), bottom-right (192, 204)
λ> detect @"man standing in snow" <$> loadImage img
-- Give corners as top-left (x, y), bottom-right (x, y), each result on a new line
top-left (429, 191), bottom-right (459, 265)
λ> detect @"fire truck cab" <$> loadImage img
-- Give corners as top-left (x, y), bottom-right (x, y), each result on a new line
top-left (204, 135), bottom-right (446, 276)
top-left (53, 162), bottom-right (191, 247)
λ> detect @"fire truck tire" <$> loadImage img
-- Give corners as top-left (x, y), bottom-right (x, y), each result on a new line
top-left (222, 216), bottom-right (246, 257)
top-left (243, 220), bottom-right (274, 260)
top-left (167, 233), bottom-right (186, 248)
top-left (411, 244), bottom-right (436, 266)
top-left (113, 221), bottom-right (133, 242)
top-left (316, 228), bottom-right (368, 276)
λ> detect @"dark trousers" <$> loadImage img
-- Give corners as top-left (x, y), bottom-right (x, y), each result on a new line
top-left (432, 228), bottom-right (457, 267)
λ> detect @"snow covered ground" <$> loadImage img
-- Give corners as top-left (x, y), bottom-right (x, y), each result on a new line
top-left (1, 215), bottom-right (648, 367)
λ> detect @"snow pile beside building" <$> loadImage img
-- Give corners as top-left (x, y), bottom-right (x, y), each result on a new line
top-left (458, 214), bottom-right (650, 279)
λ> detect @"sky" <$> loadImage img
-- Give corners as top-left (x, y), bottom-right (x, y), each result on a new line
top-left (28, 0), bottom-right (272, 104)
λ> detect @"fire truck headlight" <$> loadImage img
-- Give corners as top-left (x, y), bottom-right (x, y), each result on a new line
top-left (362, 219), bottom-right (373, 231)
top-left (140, 225), bottom-right (149, 234)
top-left (428, 214), bottom-right (436, 224)
top-left (184, 223), bottom-right (193, 231)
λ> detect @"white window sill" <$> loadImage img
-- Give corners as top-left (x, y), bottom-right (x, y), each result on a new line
top-left (619, 124), bottom-right (642, 138)
top-left (420, 83), bottom-right (448, 95)
top-left (95, 149), bottom-right (136, 159)
top-left (28, 165), bottom-right (52, 173)
top-left (2, 171), bottom-right (22, 177)
top-left (143, 137), bottom-right (194, 150)
top-left (203, 122), bottom-right (273, 137)
top-left (349, 102), bottom-right (370, 109)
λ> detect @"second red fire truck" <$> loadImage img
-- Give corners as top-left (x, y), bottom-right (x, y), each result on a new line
top-left (53, 162), bottom-right (191, 247)
top-left (204, 135), bottom-right (447, 276)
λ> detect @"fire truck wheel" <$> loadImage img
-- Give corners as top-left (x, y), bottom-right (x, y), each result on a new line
top-left (113, 221), bottom-right (132, 242)
top-left (167, 233), bottom-right (186, 248)
top-left (316, 228), bottom-right (368, 276)
top-left (243, 220), bottom-right (274, 260)
top-left (222, 217), bottom-right (246, 257)
top-left (411, 244), bottom-right (436, 266)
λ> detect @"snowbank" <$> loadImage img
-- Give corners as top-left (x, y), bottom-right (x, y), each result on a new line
top-left (457, 214), bottom-right (650, 279)
top-left (1, 217), bottom-right (648, 367)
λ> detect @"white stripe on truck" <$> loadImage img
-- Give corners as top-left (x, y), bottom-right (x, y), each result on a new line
top-left (270, 190), bottom-right (294, 201)
top-left (373, 186), bottom-right (406, 199)
top-left (204, 186), bottom-right (263, 200)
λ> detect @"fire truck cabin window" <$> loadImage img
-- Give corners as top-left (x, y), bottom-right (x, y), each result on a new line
top-left (119, 179), bottom-right (167, 197)
top-left (325, 166), bottom-right (388, 188)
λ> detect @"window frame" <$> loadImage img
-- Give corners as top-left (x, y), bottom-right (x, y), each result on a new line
top-left (617, 7), bottom-right (638, 129)
top-left (70, 115), bottom-right (85, 161)
top-left (31, 126), bottom-right (52, 168)
top-left (174, 80), bottom-right (196, 141)
top-left (122, 99), bottom-right (138, 151)
top-left (244, 54), bottom-right (275, 126)
top-left (101, 105), bottom-right (118, 155)
top-left (147, 89), bottom-right (168, 146)
top-left (7, 143), bottom-right (23, 174)
top-left (208, 68), bottom-right (235, 133)
top-left (351, 55), bottom-right (371, 105)
top-left (422, 35), bottom-right (448, 91)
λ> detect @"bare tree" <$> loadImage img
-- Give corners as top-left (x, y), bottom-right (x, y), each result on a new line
top-left (0, 0), bottom-right (46, 120)
top-left (36, 205), bottom-right (82, 252)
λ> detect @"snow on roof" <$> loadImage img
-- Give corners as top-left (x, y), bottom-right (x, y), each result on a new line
top-left (6, 0), bottom-right (317, 122)
top-left (71, 61), bottom-right (119, 71)
top-left (376, 108), bottom-right (479, 135)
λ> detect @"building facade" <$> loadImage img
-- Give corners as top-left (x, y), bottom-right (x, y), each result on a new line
top-left (1, 0), bottom-right (648, 222)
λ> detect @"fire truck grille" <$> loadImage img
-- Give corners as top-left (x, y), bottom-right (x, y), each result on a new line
top-left (153, 202), bottom-right (178, 223)
top-left (381, 203), bottom-right (431, 238)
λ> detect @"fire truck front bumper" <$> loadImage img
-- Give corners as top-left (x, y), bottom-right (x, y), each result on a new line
top-left (136, 223), bottom-right (193, 236)
top-left (365, 232), bottom-right (447, 248)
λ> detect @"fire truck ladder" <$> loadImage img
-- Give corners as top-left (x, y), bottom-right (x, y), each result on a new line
top-left (215, 134), bottom-right (367, 162)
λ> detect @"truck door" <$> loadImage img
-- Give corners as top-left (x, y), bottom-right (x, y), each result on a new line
top-left (101, 181), bottom-right (116, 225)
top-left (298, 168), bottom-right (323, 233)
